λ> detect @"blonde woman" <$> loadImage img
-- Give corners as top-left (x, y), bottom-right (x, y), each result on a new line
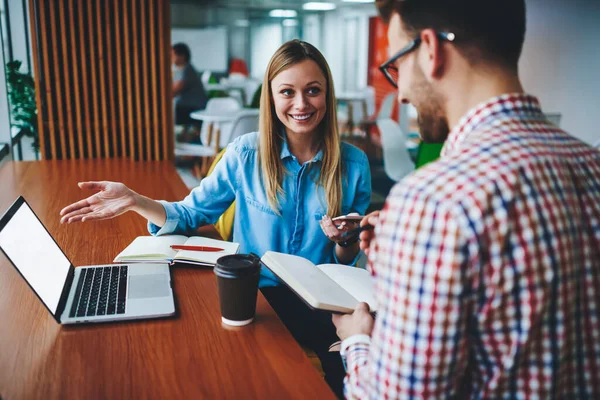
top-left (60, 40), bottom-right (371, 397)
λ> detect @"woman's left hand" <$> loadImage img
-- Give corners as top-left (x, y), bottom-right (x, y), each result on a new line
top-left (319, 214), bottom-right (359, 243)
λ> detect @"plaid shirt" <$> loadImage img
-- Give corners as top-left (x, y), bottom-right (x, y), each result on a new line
top-left (342, 93), bottom-right (600, 399)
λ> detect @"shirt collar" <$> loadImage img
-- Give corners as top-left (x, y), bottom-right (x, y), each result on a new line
top-left (279, 129), bottom-right (324, 163)
top-left (442, 93), bottom-right (543, 156)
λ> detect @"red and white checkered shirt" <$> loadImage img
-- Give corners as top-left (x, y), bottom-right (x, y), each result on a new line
top-left (342, 93), bottom-right (600, 399)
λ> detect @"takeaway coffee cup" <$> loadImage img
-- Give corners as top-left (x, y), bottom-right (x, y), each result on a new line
top-left (214, 254), bottom-right (261, 326)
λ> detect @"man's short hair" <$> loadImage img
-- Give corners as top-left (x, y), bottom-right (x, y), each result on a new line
top-left (172, 43), bottom-right (191, 63)
top-left (376, 0), bottom-right (526, 70)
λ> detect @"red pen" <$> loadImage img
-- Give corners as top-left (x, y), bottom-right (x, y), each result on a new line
top-left (170, 245), bottom-right (225, 252)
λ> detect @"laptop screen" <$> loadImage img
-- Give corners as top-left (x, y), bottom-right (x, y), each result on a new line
top-left (0, 200), bottom-right (71, 315)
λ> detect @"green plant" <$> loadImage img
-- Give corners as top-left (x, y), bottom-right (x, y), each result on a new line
top-left (5, 60), bottom-right (38, 152)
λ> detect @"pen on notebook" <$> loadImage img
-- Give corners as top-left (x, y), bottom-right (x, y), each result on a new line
top-left (170, 245), bottom-right (225, 252)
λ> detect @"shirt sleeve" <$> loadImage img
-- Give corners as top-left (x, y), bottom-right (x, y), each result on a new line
top-left (343, 182), bottom-right (472, 399)
top-left (148, 144), bottom-right (240, 236)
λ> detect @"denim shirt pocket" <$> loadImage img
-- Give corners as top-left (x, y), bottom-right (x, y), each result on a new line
top-left (244, 196), bottom-right (280, 216)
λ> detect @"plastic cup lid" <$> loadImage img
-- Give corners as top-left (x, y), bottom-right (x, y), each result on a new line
top-left (214, 254), bottom-right (260, 277)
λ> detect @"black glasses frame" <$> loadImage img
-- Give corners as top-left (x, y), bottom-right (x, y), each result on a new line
top-left (379, 32), bottom-right (456, 88)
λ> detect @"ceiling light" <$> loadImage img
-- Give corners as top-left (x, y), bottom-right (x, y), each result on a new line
top-left (302, 2), bottom-right (336, 11)
top-left (342, 0), bottom-right (375, 3)
top-left (269, 9), bottom-right (298, 18)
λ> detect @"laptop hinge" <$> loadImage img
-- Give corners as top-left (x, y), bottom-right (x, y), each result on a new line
top-left (55, 265), bottom-right (76, 323)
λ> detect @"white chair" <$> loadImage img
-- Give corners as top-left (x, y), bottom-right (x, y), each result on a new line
top-left (363, 86), bottom-right (376, 119)
top-left (376, 92), bottom-right (396, 120)
top-left (226, 89), bottom-right (245, 107)
top-left (243, 78), bottom-right (261, 106)
top-left (201, 71), bottom-right (211, 86)
top-left (228, 113), bottom-right (259, 143)
top-left (177, 97), bottom-right (241, 178)
top-left (347, 86), bottom-right (376, 122)
top-left (205, 97), bottom-right (241, 113)
top-left (200, 97), bottom-right (242, 145)
top-left (176, 109), bottom-right (258, 179)
top-left (376, 118), bottom-right (415, 181)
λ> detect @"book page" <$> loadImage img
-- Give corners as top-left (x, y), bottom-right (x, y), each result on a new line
top-left (317, 264), bottom-right (376, 311)
top-left (173, 236), bottom-right (240, 265)
top-left (261, 252), bottom-right (360, 313)
top-left (113, 235), bottom-right (187, 262)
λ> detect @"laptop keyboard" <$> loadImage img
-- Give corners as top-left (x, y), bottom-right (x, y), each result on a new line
top-left (69, 266), bottom-right (128, 318)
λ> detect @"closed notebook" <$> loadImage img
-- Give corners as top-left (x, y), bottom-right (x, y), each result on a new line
top-left (114, 235), bottom-right (240, 267)
top-left (261, 251), bottom-right (376, 313)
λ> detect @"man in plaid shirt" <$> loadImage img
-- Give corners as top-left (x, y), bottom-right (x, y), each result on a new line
top-left (332, 0), bottom-right (600, 398)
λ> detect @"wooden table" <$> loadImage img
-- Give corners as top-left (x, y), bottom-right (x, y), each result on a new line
top-left (0, 159), bottom-right (334, 400)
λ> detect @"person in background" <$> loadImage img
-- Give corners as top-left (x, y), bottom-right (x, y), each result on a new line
top-left (172, 42), bottom-right (208, 142)
top-left (333, 0), bottom-right (600, 398)
top-left (60, 39), bottom-right (372, 398)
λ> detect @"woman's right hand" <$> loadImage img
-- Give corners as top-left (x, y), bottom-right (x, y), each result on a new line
top-left (359, 210), bottom-right (380, 256)
top-left (59, 181), bottom-right (138, 224)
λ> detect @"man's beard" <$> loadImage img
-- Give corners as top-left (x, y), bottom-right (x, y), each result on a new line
top-left (410, 65), bottom-right (450, 144)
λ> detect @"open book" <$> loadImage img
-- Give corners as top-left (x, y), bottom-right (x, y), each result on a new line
top-left (114, 235), bottom-right (240, 267)
top-left (261, 251), bottom-right (376, 313)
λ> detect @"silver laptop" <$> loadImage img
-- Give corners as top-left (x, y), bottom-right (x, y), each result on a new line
top-left (0, 196), bottom-right (176, 324)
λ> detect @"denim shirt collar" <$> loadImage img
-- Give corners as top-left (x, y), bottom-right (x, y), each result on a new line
top-left (279, 128), bottom-right (324, 164)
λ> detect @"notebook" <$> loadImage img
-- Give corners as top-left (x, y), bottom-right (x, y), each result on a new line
top-left (260, 251), bottom-right (376, 313)
top-left (113, 235), bottom-right (240, 267)
top-left (0, 196), bottom-right (176, 325)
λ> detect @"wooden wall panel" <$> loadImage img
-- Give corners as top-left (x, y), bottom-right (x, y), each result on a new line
top-left (28, 0), bottom-right (173, 160)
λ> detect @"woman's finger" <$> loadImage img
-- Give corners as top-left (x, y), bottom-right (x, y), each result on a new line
top-left (78, 181), bottom-right (107, 191)
top-left (61, 206), bottom-right (93, 224)
top-left (80, 209), bottom-right (111, 223)
top-left (66, 214), bottom-right (87, 224)
top-left (321, 216), bottom-right (341, 238)
top-left (60, 198), bottom-right (93, 216)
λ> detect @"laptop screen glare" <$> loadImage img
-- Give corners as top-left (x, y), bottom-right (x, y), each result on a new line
top-left (0, 202), bottom-right (70, 314)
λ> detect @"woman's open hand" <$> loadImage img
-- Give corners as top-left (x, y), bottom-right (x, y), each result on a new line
top-left (59, 181), bottom-right (138, 224)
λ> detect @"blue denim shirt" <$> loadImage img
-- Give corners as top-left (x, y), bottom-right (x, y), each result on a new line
top-left (149, 132), bottom-right (372, 287)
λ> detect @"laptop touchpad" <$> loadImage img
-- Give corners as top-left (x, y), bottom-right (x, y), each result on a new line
top-left (128, 274), bottom-right (170, 299)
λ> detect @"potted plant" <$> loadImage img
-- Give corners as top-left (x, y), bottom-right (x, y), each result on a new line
top-left (5, 60), bottom-right (39, 156)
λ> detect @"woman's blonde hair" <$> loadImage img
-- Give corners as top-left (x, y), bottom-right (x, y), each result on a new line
top-left (259, 40), bottom-right (342, 216)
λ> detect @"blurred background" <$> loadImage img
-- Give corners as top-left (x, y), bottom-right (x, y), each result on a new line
top-left (1, 0), bottom-right (599, 207)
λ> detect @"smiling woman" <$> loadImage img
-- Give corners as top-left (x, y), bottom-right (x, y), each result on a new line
top-left (59, 40), bottom-right (372, 398)
top-left (259, 40), bottom-right (343, 218)
top-left (271, 62), bottom-right (326, 139)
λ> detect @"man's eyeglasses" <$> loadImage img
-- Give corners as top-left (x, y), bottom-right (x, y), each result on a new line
top-left (379, 32), bottom-right (456, 89)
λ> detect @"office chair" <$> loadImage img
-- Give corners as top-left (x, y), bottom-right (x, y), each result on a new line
top-left (376, 118), bottom-right (415, 181)
top-left (376, 92), bottom-right (396, 121)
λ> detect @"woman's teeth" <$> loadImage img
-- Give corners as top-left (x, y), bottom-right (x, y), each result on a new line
top-left (291, 113), bottom-right (313, 121)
